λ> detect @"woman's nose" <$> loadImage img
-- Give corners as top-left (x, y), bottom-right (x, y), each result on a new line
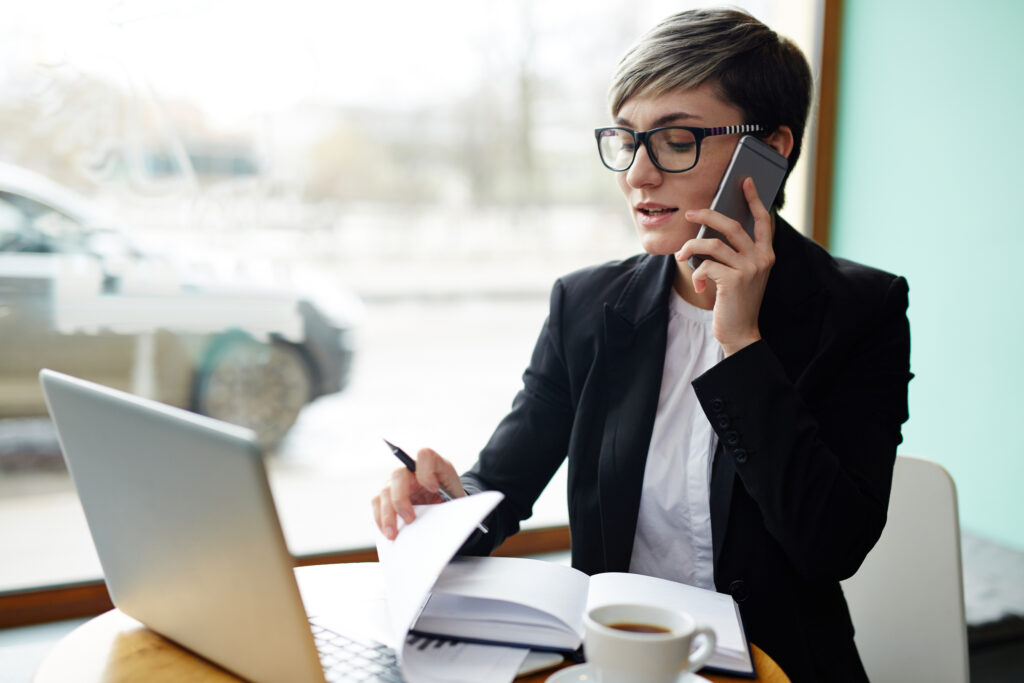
top-left (625, 143), bottom-right (662, 187)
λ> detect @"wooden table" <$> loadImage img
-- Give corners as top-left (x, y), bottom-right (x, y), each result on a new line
top-left (34, 609), bottom-right (789, 682)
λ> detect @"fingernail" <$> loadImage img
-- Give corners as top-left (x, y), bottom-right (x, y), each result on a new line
top-left (385, 525), bottom-right (395, 539)
top-left (685, 210), bottom-right (696, 219)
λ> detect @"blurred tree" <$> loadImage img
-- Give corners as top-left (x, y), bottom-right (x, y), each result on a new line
top-left (304, 115), bottom-right (436, 204)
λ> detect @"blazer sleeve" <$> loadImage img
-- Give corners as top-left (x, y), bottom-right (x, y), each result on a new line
top-left (458, 278), bottom-right (576, 555)
top-left (693, 275), bottom-right (912, 582)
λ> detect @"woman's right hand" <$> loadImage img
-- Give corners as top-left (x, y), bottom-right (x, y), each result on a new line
top-left (371, 448), bottom-right (467, 540)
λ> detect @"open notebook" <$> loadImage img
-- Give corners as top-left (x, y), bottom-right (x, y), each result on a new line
top-left (374, 500), bottom-right (753, 677)
top-left (411, 556), bottom-right (753, 677)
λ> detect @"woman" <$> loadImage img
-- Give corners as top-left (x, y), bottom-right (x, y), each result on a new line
top-left (372, 8), bottom-right (911, 681)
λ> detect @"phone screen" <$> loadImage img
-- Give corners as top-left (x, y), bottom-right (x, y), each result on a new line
top-left (687, 135), bottom-right (788, 270)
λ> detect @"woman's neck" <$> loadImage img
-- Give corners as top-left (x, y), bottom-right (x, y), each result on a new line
top-left (673, 269), bottom-right (716, 310)
top-left (672, 211), bottom-right (777, 311)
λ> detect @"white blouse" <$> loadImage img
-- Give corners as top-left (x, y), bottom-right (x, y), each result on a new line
top-left (628, 289), bottom-right (722, 590)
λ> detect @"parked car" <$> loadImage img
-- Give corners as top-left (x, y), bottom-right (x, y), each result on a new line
top-left (0, 162), bottom-right (360, 449)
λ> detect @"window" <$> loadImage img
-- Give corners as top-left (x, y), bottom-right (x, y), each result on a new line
top-left (0, 0), bottom-right (824, 616)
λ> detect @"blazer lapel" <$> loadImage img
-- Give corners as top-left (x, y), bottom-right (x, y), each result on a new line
top-left (597, 255), bottom-right (676, 572)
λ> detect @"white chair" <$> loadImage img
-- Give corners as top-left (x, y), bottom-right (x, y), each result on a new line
top-left (841, 455), bottom-right (969, 682)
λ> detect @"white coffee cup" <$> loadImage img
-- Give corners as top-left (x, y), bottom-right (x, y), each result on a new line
top-left (583, 603), bottom-right (716, 683)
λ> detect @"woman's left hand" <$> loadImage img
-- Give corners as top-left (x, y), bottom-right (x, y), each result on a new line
top-left (676, 177), bottom-right (775, 356)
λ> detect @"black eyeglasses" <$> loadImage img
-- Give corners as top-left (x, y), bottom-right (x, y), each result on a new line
top-left (594, 124), bottom-right (764, 173)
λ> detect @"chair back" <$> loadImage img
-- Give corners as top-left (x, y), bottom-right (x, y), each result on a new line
top-left (841, 455), bottom-right (969, 683)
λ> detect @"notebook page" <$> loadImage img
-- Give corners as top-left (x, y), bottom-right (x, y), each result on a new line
top-left (375, 491), bottom-right (504, 644)
top-left (425, 555), bottom-right (589, 637)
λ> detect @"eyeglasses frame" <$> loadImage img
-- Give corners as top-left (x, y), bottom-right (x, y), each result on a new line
top-left (593, 124), bottom-right (765, 173)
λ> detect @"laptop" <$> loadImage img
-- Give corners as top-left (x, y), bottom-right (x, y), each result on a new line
top-left (39, 368), bottom-right (408, 683)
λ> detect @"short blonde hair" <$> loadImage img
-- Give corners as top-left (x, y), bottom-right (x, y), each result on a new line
top-left (609, 8), bottom-right (812, 209)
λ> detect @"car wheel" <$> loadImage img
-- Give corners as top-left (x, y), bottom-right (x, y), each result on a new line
top-left (191, 335), bottom-right (314, 450)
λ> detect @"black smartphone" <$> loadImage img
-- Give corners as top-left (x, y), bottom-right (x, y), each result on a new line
top-left (687, 135), bottom-right (788, 270)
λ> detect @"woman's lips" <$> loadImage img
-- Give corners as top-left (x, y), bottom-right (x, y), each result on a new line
top-left (636, 204), bottom-right (679, 226)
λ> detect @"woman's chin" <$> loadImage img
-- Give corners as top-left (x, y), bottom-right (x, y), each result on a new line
top-left (637, 235), bottom-right (686, 256)
top-left (635, 224), bottom-right (697, 256)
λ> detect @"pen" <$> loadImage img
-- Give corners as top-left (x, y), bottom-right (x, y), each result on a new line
top-left (383, 439), bottom-right (489, 534)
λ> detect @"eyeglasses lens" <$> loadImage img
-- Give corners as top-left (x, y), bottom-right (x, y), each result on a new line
top-left (648, 128), bottom-right (697, 172)
top-left (597, 129), bottom-right (635, 171)
top-left (598, 128), bottom-right (699, 172)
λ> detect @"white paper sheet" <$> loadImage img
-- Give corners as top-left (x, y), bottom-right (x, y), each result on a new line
top-left (372, 490), bottom-right (529, 682)
top-left (402, 637), bottom-right (529, 683)
top-left (374, 491), bottom-right (504, 642)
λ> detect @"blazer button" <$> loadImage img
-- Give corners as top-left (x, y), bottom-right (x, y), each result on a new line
top-left (724, 430), bottom-right (740, 446)
top-left (733, 448), bottom-right (748, 463)
top-left (710, 398), bottom-right (725, 414)
top-left (729, 579), bottom-right (749, 602)
top-left (716, 415), bottom-right (731, 430)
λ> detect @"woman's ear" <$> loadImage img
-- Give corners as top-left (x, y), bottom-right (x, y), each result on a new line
top-left (765, 125), bottom-right (795, 159)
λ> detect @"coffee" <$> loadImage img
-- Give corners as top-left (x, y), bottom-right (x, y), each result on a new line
top-left (608, 622), bottom-right (672, 634)
top-left (585, 604), bottom-right (717, 683)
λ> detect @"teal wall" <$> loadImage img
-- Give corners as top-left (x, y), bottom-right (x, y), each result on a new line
top-left (831, 1), bottom-right (1024, 549)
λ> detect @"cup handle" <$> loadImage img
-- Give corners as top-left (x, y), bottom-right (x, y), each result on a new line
top-left (686, 625), bottom-right (717, 672)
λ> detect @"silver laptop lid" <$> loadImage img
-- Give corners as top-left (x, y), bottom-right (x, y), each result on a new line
top-left (39, 369), bottom-right (325, 683)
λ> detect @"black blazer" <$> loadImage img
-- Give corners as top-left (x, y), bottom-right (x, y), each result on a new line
top-left (460, 218), bottom-right (912, 682)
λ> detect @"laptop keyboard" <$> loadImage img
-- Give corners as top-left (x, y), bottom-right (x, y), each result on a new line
top-left (310, 620), bottom-right (460, 682)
